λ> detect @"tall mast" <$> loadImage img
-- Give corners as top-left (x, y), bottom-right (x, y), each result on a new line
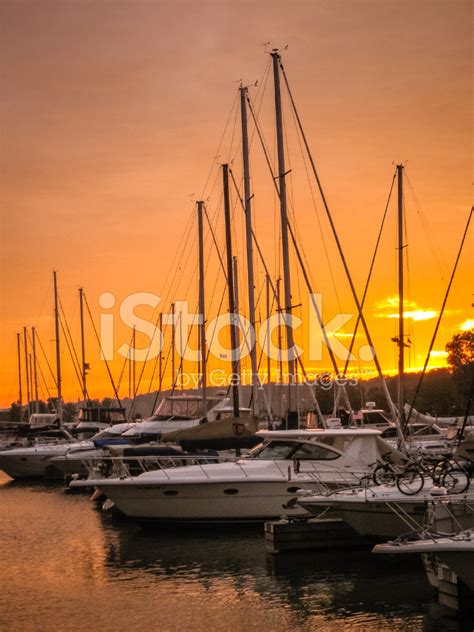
top-left (29, 354), bottom-right (34, 414)
top-left (53, 270), bottom-right (62, 421)
top-left (271, 50), bottom-right (297, 428)
top-left (240, 85), bottom-right (259, 416)
top-left (132, 325), bottom-right (136, 397)
top-left (171, 302), bottom-right (175, 388)
top-left (265, 274), bottom-right (271, 383)
top-left (16, 332), bottom-right (22, 420)
top-left (32, 326), bottom-right (39, 413)
top-left (222, 163), bottom-right (240, 417)
top-left (23, 326), bottom-right (31, 417)
top-left (79, 288), bottom-right (87, 403)
top-left (232, 255), bottom-right (241, 379)
top-left (397, 164), bottom-right (405, 425)
top-left (158, 313), bottom-right (163, 394)
top-left (197, 201), bottom-right (207, 411)
top-left (276, 277), bottom-right (284, 417)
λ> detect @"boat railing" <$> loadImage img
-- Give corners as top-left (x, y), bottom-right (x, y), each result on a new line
top-left (79, 453), bottom-right (237, 480)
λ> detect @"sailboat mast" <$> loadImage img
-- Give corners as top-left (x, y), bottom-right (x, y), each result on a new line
top-left (222, 163), bottom-right (240, 417)
top-left (53, 270), bottom-right (62, 421)
top-left (23, 327), bottom-right (31, 417)
top-left (197, 201), bottom-right (207, 411)
top-left (29, 354), bottom-right (34, 414)
top-left (16, 332), bottom-right (22, 420)
top-left (171, 302), bottom-right (175, 388)
top-left (240, 85), bottom-right (259, 416)
top-left (233, 255), bottom-right (241, 379)
top-left (271, 50), bottom-right (297, 428)
top-left (32, 326), bottom-right (39, 413)
top-left (159, 313), bottom-right (163, 393)
top-left (79, 287), bottom-right (87, 403)
top-left (397, 164), bottom-right (405, 425)
top-left (265, 275), bottom-right (271, 383)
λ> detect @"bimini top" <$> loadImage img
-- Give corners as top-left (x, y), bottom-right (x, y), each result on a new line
top-left (256, 428), bottom-right (382, 440)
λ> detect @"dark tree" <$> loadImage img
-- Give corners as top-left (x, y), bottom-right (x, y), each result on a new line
top-left (446, 330), bottom-right (474, 403)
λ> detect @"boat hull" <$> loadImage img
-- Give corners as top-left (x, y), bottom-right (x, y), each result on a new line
top-left (94, 479), bottom-right (326, 522)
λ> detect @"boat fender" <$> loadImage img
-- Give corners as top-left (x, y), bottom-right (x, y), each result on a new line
top-left (293, 459), bottom-right (300, 474)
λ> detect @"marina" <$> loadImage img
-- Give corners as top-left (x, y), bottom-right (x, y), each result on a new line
top-left (1, 1), bottom-right (472, 631)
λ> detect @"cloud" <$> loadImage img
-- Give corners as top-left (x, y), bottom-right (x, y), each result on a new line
top-left (374, 295), bottom-right (438, 321)
top-left (429, 350), bottom-right (448, 357)
top-left (459, 319), bottom-right (474, 331)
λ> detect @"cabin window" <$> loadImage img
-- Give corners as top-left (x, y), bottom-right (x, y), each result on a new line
top-left (253, 441), bottom-right (297, 460)
top-left (291, 443), bottom-right (340, 461)
top-left (163, 490), bottom-right (178, 496)
top-left (223, 488), bottom-right (239, 495)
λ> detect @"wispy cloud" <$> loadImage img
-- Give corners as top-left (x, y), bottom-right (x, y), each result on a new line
top-left (429, 350), bottom-right (448, 358)
top-left (374, 296), bottom-right (438, 321)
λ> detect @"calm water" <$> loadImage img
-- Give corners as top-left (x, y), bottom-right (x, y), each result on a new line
top-left (0, 471), bottom-right (471, 632)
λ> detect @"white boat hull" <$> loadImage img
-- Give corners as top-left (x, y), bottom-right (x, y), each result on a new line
top-left (93, 478), bottom-right (326, 521)
top-left (0, 442), bottom-right (93, 479)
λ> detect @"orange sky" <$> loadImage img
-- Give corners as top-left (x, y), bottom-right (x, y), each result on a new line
top-left (0, 0), bottom-right (472, 407)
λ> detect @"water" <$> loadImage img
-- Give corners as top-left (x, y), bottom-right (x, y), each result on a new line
top-left (0, 472), bottom-right (470, 631)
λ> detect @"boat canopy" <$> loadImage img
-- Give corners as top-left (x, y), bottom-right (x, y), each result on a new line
top-left (153, 396), bottom-right (223, 419)
top-left (28, 413), bottom-right (60, 429)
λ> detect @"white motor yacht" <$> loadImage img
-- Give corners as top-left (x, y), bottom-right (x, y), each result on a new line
top-left (0, 422), bottom-right (137, 480)
top-left (70, 428), bottom-right (397, 522)
top-left (297, 484), bottom-right (474, 538)
top-left (121, 395), bottom-right (250, 440)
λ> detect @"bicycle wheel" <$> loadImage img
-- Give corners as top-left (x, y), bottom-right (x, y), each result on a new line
top-left (373, 465), bottom-right (396, 486)
top-left (397, 470), bottom-right (425, 495)
top-left (442, 468), bottom-right (470, 494)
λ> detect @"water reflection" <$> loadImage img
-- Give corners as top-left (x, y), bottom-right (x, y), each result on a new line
top-left (0, 474), bottom-right (472, 631)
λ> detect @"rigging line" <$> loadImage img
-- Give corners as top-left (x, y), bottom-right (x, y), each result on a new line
top-left (58, 296), bottom-right (83, 380)
top-left (149, 321), bottom-right (175, 414)
top-left (205, 284), bottom-right (227, 365)
top-left (33, 276), bottom-right (52, 329)
top-left (236, 104), bottom-right (343, 377)
top-left (278, 58), bottom-right (403, 431)
top-left (288, 93), bottom-right (343, 319)
top-left (170, 302), bottom-right (199, 393)
top-left (117, 329), bottom-right (134, 395)
top-left (58, 311), bottom-right (89, 399)
top-left (132, 211), bottom-right (202, 407)
top-left (405, 207), bottom-right (473, 427)
top-left (29, 333), bottom-right (53, 403)
top-left (404, 170), bottom-right (449, 276)
top-left (200, 90), bottom-right (239, 200)
top-left (165, 207), bottom-right (198, 304)
top-left (227, 58), bottom-right (272, 174)
top-left (402, 187), bottom-right (414, 370)
top-left (160, 205), bottom-right (197, 309)
top-left (227, 91), bottom-right (240, 163)
top-left (203, 203), bottom-right (228, 281)
top-left (342, 169), bottom-right (397, 375)
top-left (35, 331), bottom-right (58, 388)
top-left (25, 328), bottom-right (57, 407)
top-left (83, 292), bottom-right (122, 407)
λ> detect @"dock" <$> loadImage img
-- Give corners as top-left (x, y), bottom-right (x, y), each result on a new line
top-left (264, 516), bottom-right (373, 554)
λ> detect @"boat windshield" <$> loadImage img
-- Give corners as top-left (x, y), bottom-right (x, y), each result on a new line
top-left (251, 440), bottom-right (340, 461)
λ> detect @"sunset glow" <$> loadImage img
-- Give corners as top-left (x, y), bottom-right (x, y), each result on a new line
top-left (0, 0), bottom-right (472, 407)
